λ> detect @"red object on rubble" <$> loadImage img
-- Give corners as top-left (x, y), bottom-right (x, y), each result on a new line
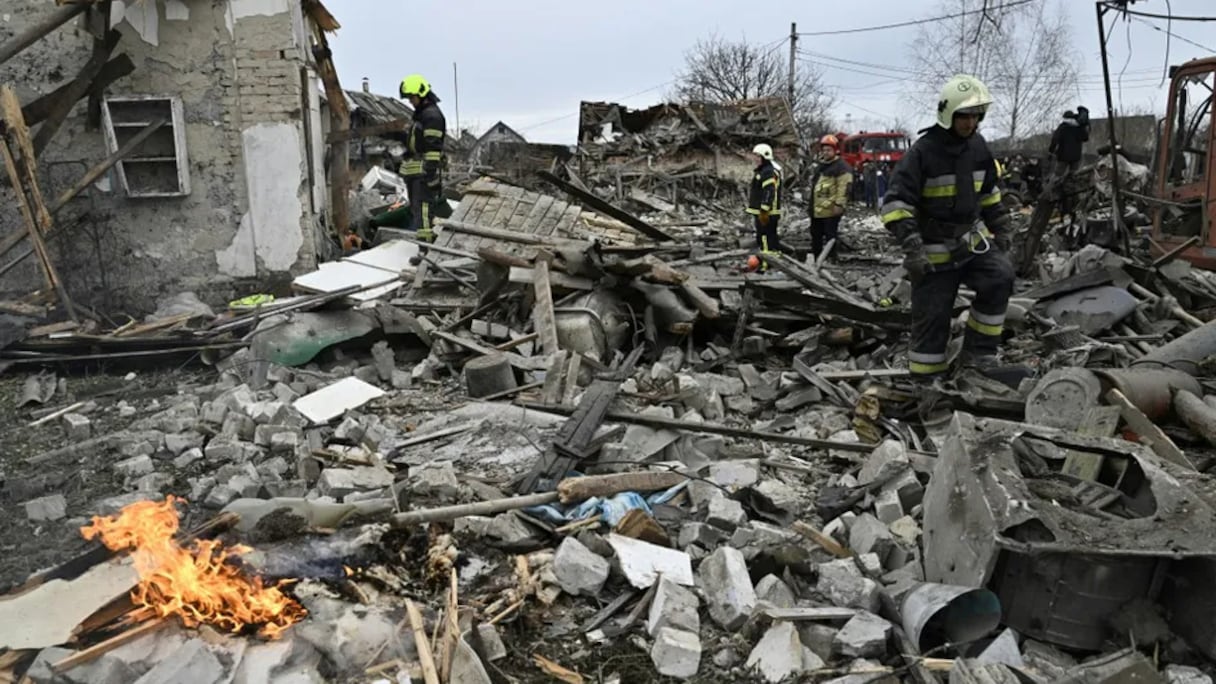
top-left (745, 255), bottom-right (761, 272)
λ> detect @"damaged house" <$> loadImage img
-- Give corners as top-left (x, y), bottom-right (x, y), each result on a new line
top-left (576, 96), bottom-right (801, 213)
top-left (0, 0), bottom-right (340, 313)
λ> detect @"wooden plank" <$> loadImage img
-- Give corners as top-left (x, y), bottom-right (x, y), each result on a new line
top-left (0, 87), bottom-right (76, 321)
top-left (32, 30), bottom-right (121, 155)
top-left (562, 353), bottom-right (582, 406)
top-left (541, 351), bottom-right (569, 405)
top-left (326, 117), bottom-right (409, 143)
top-left (0, 3), bottom-right (87, 67)
top-left (517, 194), bottom-right (555, 234)
top-left (532, 257), bottom-right (560, 355)
top-left (22, 54), bottom-right (133, 128)
top-left (305, 2), bottom-right (349, 238)
top-left (536, 170), bottom-right (673, 241)
top-left (1105, 388), bottom-right (1193, 470)
top-left (552, 204), bottom-right (584, 241)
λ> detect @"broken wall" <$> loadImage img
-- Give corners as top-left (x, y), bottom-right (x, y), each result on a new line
top-left (0, 0), bottom-right (322, 314)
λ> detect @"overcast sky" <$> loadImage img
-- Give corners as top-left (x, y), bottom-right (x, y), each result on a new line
top-left (329, 0), bottom-right (1215, 143)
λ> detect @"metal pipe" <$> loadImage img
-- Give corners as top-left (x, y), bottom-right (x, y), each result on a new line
top-left (1135, 318), bottom-right (1216, 375)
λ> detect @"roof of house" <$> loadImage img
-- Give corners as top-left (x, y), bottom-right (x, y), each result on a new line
top-left (478, 121), bottom-right (526, 144)
top-left (578, 96), bottom-right (799, 149)
top-left (343, 89), bottom-right (412, 124)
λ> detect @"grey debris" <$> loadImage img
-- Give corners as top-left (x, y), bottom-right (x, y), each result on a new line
top-left (698, 546), bottom-right (757, 629)
top-left (132, 638), bottom-right (224, 684)
top-left (316, 466), bottom-right (394, 499)
top-left (650, 627), bottom-right (702, 678)
top-left (474, 623), bottom-right (507, 662)
top-left (24, 493), bottom-right (67, 522)
top-left (817, 558), bottom-right (881, 613)
top-left (164, 432), bottom-right (204, 456)
top-left (647, 575), bottom-right (700, 636)
top-left (254, 424), bottom-right (303, 448)
top-left (62, 413), bottom-right (91, 441)
top-left (1166, 665), bottom-right (1214, 684)
top-left (204, 484), bottom-right (238, 509)
top-left (204, 438), bottom-right (243, 462)
top-left (678, 522), bottom-right (728, 549)
top-left (746, 621), bottom-right (804, 684)
top-left (754, 574), bottom-right (796, 610)
top-left (553, 536), bottom-right (609, 597)
top-left (706, 496), bottom-right (748, 531)
top-left (409, 461), bottom-right (460, 500)
top-left (114, 455), bottom-right (155, 478)
top-left (247, 401), bottom-right (289, 425)
top-left (857, 440), bottom-right (908, 486)
top-left (798, 623), bottom-right (838, 662)
top-left (873, 489), bottom-right (903, 525)
top-left (888, 516), bottom-right (921, 545)
top-left (173, 447), bottom-right (204, 469)
top-left (371, 341), bottom-right (396, 381)
top-left (775, 387), bottom-right (823, 412)
top-left (200, 401), bottom-right (229, 425)
top-left (133, 472), bottom-right (174, 493)
top-left (833, 611), bottom-right (892, 659)
top-left (269, 432), bottom-right (301, 455)
top-left (708, 460), bottom-right (761, 489)
top-left (848, 513), bottom-right (895, 567)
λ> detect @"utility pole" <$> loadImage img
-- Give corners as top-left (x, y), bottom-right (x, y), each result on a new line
top-left (452, 62), bottom-right (461, 139)
top-left (788, 22), bottom-right (797, 107)
top-left (1095, 2), bottom-right (1130, 255)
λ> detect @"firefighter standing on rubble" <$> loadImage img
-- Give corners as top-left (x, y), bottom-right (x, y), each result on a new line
top-left (746, 143), bottom-right (783, 270)
top-left (809, 134), bottom-right (852, 260)
top-left (397, 74), bottom-right (446, 243)
top-left (880, 74), bottom-right (1014, 379)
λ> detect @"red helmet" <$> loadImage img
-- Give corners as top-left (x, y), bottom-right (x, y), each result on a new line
top-left (819, 134), bottom-right (839, 149)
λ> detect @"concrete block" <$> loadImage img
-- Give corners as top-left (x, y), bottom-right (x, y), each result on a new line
top-left (857, 440), bottom-right (908, 485)
top-left (746, 621), bottom-right (804, 683)
top-left (204, 438), bottom-right (242, 462)
top-left (553, 537), bottom-right (609, 597)
top-left (709, 459), bottom-right (761, 488)
top-left (228, 474), bottom-right (262, 498)
top-left (834, 611), bottom-right (892, 659)
top-left (220, 413), bottom-right (256, 441)
top-left (798, 623), bottom-right (838, 662)
top-left (115, 455), bottom-right (155, 478)
top-left (247, 401), bottom-right (289, 425)
top-left (647, 575), bottom-right (700, 636)
top-left (694, 373), bottom-right (745, 397)
top-left (132, 638), bottom-right (224, 684)
top-left (62, 413), bottom-right (91, 441)
top-left (409, 461), bottom-right (460, 499)
top-left (802, 647), bottom-right (827, 672)
top-left (265, 480), bottom-right (309, 498)
top-left (134, 472), bottom-right (173, 493)
top-left (24, 494), bottom-right (67, 522)
top-left (608, 534), bottom-right (693, 589)
top-left (848, 513), bottom-right (895, 566)
top-left (332, 416), bottom-right (365, 442)
top-left (689, 479), bottom-right (726, 511)
top-left (882, 468), bottom-right (925, 511)
top-left (173, 448), bottom-right (204, 469)
top-left (257, 456), bottom-right (291, 478)
top-left (753, 478), bottom-right (799, 515)
top-left (273, 383), bottom-right (300, 403)
top-left (474, 623), bottom-right (507, 662)
top-left (189, 477), bottom-right (217, 503)
top-left (316, 466), bottom-right (393, 499)
top-left (889, 516), bottom-right (921, 544)
top-left (164, 432), bottom-right (204, 456)
top-left (254, 424), bottom-right (301, 448)
top-left (1166, 665), bottom-right (1213, 684)
top-left (817, 558), bottom-right (882, 613)
top-left (873, 489), bottom-right (903, 524)
top-left (678, 522), bottom-right (727, 549)
top-left (200, 401), bottom-right (229, 425)
top-left (204, 485), bottom-right (238, 509)
top-left (776, 387), bottom-right (823, 412)
top-left (698, 546), bottom-right (757, 629)
top-left (353, 365), bottom-right (380, 386)
top-left (650, 628), bottom-right (701, 678)
top-left (706, 496), bottom-right (748, 531)
top-left (755, 574), bottom-right (796, 609)
top-left (390, 369), bottom-right (412, 390)
top-left (269, 431), bottom-right (301, 454)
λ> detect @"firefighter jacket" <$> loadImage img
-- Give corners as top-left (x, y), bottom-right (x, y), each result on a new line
top-left (880, 126), bottom-right (1009, 266)
top-left (746, 160), bottom-right (782, 216)
top-left (810, 157), bottom-right (852, 219)
top-left (398, 96), bottom-right (446, 184)
top-left (1049, 116), bottom-right (1089, 163)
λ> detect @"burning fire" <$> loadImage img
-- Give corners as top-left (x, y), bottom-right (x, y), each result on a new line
top-left (80, 496), bottom-right (306, 638)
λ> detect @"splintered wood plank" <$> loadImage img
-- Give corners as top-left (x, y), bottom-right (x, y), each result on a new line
top-left (1105, 388), bottom-right (1193, 470)
top-left (484, 185), bottom-right (525, 229)
top-left (552, 205), bottom-right (584, 240)
top-left (532, 257), bottom-right (560, 356)
top-left (536, 199), bottom-right (570, 239)
top-left (518, 194), bottom-right (556, 234)
top-left (505, 195), bottom-right (538, 231)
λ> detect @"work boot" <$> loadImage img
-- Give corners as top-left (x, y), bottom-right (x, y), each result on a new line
top-left (958, 350), bottom-right (999, 370)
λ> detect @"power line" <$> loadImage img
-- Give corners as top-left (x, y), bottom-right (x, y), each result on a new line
top-left (1099, 2), bottom-right (1216, 22)
top-left (1132, 16), bottom-right (1216, 54)
top-left (796, 0), bottom-right (1036, 37)
top-left (798, 49), bottom-right (1164, 85)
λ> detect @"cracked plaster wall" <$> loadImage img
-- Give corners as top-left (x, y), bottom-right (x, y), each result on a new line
top-left (0, 0), bottom-right (320, 315)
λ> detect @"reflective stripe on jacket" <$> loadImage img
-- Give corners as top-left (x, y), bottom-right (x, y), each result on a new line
top-left (399, 97), bottom-right (447, 180)
top-left (811, 157), bottom-right (852, 219)
top-left (747, 161), bottom-right (782, 216)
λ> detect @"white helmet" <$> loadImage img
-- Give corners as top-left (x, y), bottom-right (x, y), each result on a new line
top-left (936, 74), bottom-right (993, 129)
top-left (752, 143), bottom-right (774, 161)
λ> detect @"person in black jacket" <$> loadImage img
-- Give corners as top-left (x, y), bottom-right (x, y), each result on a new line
top-left (746, 143), bottom-right (782, 270)
top-left (397, 74), bottom-right (447, 243)
top-left (1048, 105), bottom-right (1089, 177)
top-left (880, 74), bottom-right (1013, 379)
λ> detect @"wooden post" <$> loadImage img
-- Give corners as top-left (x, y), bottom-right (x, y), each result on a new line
top-left (0, 86), bottom-right (77, 321)
top-left (304, 6), bottom-right (350, 238)
top-left (0, 3), bottom-right (87, 67)
top-left (532, 253), bottom-right (560, 356)
top-left (32, 30), bottom-right (121, 155)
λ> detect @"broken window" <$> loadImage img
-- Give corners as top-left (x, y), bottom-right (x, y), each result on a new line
top-left (100, 96), bottom-right (190, 198)
top-left (1164, 70), bottom-right (1211, 188)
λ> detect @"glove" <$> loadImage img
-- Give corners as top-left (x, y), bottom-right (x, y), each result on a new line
top-left (994, 231), bottom-right (1012, 252)
top-left (900, 233), bottom-right (930, 286)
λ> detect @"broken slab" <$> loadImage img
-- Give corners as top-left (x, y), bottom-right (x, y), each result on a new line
top-left (0, 558), bottom-right (138, 650)
top-left (62, 413), bottom-right (90, 440)
top-left (754, 575), bottom-right (796, 610)
top-left (833, 611), bottom-right (892, 659)
top-left (606, 533), bottom-right (693, 589)
top-left (292, 377), bottom-right (385, 425)
top-left (698, 546), bottom-right (757, 629)
top-left (553, 537), bottom-right (609, 597)
top-left (705, 496), bottom-right (747, 532)
top-left (24, 493), bottom-right (66, 522)
top-left (132, 638), bottom-right (224, 684)
top-left (647, 575), bottom-right (700, 636)
top-left (316, 466), bottom-right (394, 499)
top-left (817, 559), bottom-right (881, 613)
top-left (650, 627), bottom-right (701, 678)
top-left (746, 621), bottom-right (804, 684)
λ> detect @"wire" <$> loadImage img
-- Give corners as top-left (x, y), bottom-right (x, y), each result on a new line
top-left (796, 0), bottom-right (1035, 36)
top-left (1099, 2), bottom-right (1216, 22)
top-left (1163, 0), bottom-right (1173, 84)
top-left (1133, 16), bottom-right (1216, 54)
top-left (797, 49), bottom-right (1164, 85)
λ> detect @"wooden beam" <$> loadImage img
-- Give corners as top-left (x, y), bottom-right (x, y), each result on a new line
top-left (32, 30), bottom-right (122, 156)
top-left (21, 53), bottom-right (133, 128)
top-left (305, 3), bottom-right (350, 237)
top-left (0, 3), bottom-right (87, 67)
top-left (0, 119), bottom-right (165, 275)
top-left (0, 86), bottom-right (77, 322)
top-left (532, 256), bottom-right (560, 355)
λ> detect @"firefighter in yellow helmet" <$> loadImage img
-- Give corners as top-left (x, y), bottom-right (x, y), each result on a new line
top-left (397, 74), bottom-right (446, 243)
top-left (880, 74), bottom-right (1014, 379)
top-left (746, 143), bottom-right (782, 271)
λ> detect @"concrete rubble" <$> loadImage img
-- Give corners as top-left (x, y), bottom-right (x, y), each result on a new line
top-left (3, 52), bottom-right (1216, 684)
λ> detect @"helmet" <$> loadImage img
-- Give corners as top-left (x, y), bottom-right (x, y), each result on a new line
top-left (819, 134), bottom-right (839, 149)
top-left (752, 143), bottom-right (773, 161)
top-left (399, 74), bottom-right (431, 99)
top-left (936, 74), bottom-right (993, 129)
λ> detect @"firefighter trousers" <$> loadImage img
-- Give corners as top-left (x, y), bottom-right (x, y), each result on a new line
top-left (753, 215), bottom-right (781, 254)
top-left (810, 216), bottom-right (841, 259)
top-left (908, 248), bottom-right (1015, 376)
top-left (407, 178), bottom-right (438, 241)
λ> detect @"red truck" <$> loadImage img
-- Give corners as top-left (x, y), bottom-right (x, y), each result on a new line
top-left (836, 130), bottom-right (910, 169)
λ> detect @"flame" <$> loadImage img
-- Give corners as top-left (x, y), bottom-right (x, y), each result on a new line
top-left (80, 496), bottom-right (306, 638)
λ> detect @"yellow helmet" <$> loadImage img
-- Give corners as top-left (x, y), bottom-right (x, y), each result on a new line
top-left (399, 74), bottom-right (431, 99)
top-left (936, 74), bottom-right (993, 129)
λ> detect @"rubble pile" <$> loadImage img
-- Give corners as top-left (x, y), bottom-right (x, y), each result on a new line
top-left (5, 167), bottom-right (1216, 684)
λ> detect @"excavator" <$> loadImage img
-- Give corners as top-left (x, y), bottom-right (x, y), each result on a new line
top-left (1149, 56), bottom-right (1216, 269)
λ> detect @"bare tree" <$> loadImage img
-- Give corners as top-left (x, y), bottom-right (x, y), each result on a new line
top-left (905, 0), bottom-right (1080, 143)
top-left (673, 33), bottom-right (835, 140)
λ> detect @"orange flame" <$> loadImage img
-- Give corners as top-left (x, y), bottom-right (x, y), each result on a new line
top-left (80, 496), bottom-right (306, 638)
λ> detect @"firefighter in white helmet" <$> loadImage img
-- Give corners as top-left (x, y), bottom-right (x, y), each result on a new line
top-left (746, 143), bottom-right (782, 271)
top-left (880, 74), bottom-right (1014, 380)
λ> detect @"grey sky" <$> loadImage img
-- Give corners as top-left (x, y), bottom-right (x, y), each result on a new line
top-left (329, 0), bottom-right (1215, 143)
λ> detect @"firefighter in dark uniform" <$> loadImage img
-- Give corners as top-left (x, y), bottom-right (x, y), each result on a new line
top-left (746, 143), bottom-right (782, 270)
top-left (398, 74), bottom-right (446, 243)
top-left (880, 74), bottom-right (1014, 378)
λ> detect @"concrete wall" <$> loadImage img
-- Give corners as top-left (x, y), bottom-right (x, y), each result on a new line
top-left (0, 0), bottom-right (322, 314)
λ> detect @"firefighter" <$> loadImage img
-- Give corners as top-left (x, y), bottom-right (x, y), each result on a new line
top-left (809, 134), bottom-right (852, 260)
top-left (880, 74), bottom-right (1014, 378)
top-left (397, 74), bottom-right (447, 243)
top-left (746, 143), bottom-right (782, 270)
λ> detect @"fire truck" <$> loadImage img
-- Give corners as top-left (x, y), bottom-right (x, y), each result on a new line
top-left (836, 130), bottom-right (911, 169)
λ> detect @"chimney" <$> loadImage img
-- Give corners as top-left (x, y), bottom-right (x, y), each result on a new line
top-left (361, 77), bottom-right (370, 93)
